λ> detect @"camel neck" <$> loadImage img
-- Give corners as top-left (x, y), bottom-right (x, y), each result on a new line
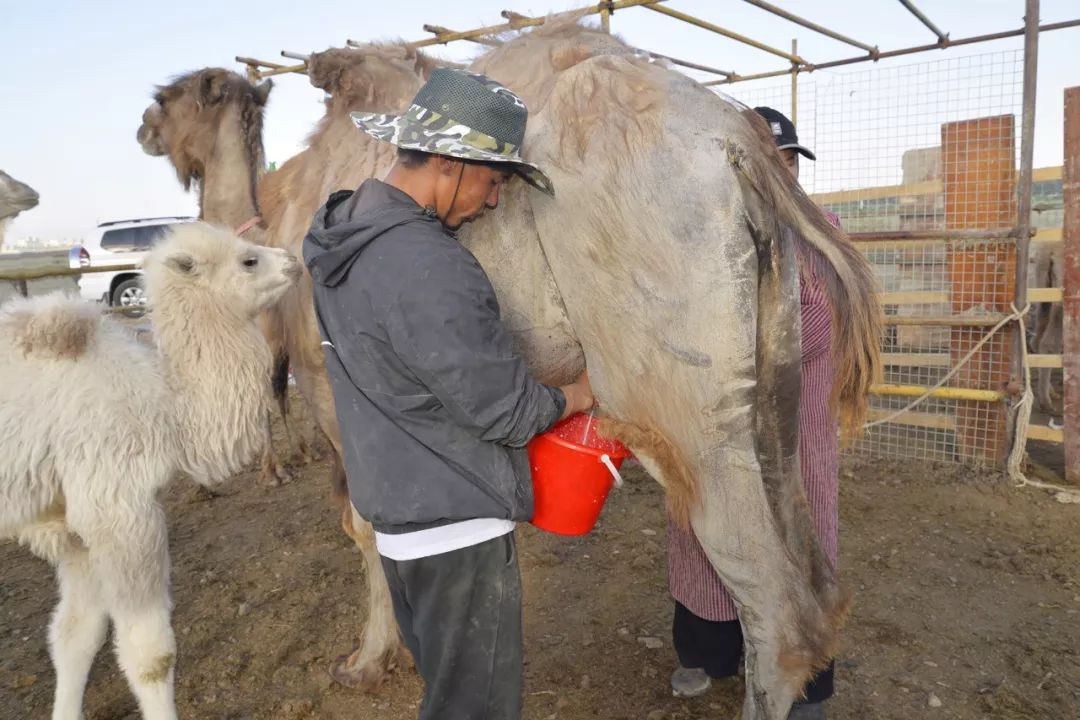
top-left (199, 105), bottom-right (261, 229)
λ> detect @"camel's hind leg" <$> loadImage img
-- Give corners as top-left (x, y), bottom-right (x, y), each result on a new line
top-left (690, 490), bottom-right (841, 720)
top-left (258, 410), bottom-right (292, 487)
top-left (329, 505), bottom-right (409, 690)
top-left (49, 547), bottom-right (109, 720)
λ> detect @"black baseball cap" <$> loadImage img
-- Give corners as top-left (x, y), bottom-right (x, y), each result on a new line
top-left (753, 106), bottom-right (815, 161)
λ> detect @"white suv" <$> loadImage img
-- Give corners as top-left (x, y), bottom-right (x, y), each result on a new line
top-left (72, 216), bottom-right (194, 314)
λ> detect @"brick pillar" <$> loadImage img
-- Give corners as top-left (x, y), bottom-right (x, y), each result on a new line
top-left (942, 115), bottom-right (1017, 462)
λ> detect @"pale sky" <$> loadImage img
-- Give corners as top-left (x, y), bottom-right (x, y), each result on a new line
top-left (2, 0), bottom-right (1077, 244)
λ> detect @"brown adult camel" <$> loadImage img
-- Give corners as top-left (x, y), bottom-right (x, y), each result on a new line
top-left (271, 25), bottom-right (880, 719)
top-left (144, 23), bottom-right (882, 716)
top-left (136, 68), bottom-right (316, 487)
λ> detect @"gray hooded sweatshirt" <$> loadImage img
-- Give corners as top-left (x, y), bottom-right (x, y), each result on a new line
top-left (304, 179), bottom-right (566, 535)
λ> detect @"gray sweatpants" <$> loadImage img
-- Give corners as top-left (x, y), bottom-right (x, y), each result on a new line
top-left (380, 533), bottom-right (523, 720)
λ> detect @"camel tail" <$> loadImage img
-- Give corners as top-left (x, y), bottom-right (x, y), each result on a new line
top-left (2, 293), bottom-right (100, 362)
top-left (737, 110), bottom-right (883, 438)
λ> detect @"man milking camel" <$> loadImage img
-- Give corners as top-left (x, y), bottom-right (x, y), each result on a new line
top-left (304, 68), bottom-right (595, 720)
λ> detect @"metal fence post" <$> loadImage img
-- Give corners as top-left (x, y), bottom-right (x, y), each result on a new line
top-left (1064, 85), bottom-right (1080, 483)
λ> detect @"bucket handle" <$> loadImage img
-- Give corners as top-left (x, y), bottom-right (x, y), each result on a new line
top-left (600, 454), bottom-right (624, 489)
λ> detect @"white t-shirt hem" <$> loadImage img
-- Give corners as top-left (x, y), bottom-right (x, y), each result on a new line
top-left (375, 518), bottom-right (516, 561)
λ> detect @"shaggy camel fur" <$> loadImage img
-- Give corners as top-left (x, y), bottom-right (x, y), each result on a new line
top-left (137, 68), bottom-right (313, 486)
top-left (0, 169), bottom-right (39, 250)
top-left (463, 23), bottom-right (879, 718)
top-left (259, 27), bottom-right (878, 718)
top-left (143, 28), bottom-right (879, 716)
top-left (0, 223), bottom-right (299, 720)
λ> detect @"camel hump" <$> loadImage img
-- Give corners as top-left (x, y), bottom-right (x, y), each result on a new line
top-left (2, 293), bottom-right (101, 361)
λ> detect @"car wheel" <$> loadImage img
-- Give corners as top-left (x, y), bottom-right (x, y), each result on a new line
top-left (112, 278), bottom-right (148, 317)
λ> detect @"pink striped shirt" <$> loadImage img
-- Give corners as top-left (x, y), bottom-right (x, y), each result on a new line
top-left (668, 213), bottom-right (841, 622)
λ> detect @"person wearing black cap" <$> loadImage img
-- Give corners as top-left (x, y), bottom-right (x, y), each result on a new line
top-left (754, 105), bottom-right (817, 181)
top-left (666, 107), bottom-right (841, 720)
top-left (304, 69), bottom-right (595, 720)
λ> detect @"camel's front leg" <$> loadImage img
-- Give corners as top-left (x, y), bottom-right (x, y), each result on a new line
top-left (330, 507), bottom-right (410, 690)
top-left (257, 411), bottom-right (292, 487)
top-left (49, 546), bottom-right (109, 720)
top-left (88, 511), bottom-right (177, 720)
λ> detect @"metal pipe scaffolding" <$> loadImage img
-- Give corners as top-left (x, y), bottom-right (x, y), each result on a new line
top-left (405, 0), bottom-right (664, 48)
top-left (741, 0), bottom-right (879, 56)
top-left (423, 25), bottom-right (502, 46)
top-left (703, 17), bottom-right (1080, 86)
top-left (898, 0), bottom-right (949, 44)
top-left (491, 6), bottom-right (733, 78)
top-left (641, 2), bottom-right (806, 64)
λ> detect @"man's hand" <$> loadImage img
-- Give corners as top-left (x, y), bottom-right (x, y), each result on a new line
top-left (559, 370), bottom-right (595, 420)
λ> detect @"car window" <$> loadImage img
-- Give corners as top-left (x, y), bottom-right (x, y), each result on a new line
top-left (100, 224), bottom-right (177, 252)
top-left (132, 224), bottom-right (173, 250)
top-left (101, 228), bottom-right (137, 252)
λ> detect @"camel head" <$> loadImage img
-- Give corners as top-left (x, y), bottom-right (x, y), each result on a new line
top-left (142, 222), bottom-right (300, 321)
top-left (137, 69), bottom-right (273, 190)
top-left (0, 170), bottom-right (39, 221)
top-left (306, 45), bottom-right (440, 112)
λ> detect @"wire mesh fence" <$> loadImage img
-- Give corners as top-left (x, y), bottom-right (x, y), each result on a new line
top-left (723, 50), bottom-right (1067, 466)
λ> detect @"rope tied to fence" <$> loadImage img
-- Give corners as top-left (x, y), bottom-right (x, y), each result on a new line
top-left (861, 300), bottom-right (1078, 503)
top-left (863, 303), bottom-right (1030, 430)
top-left (1007, 302), bottom-right (1080, 504)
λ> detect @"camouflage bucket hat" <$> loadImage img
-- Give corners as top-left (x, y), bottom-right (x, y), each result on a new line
top-left (351, 68), bottom-right (554, 196)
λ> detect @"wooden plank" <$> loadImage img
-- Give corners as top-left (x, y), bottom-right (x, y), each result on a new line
top-left (879, 290), bottom-right (949, 304)
top-left (1028, 287), bottom-right (1063, 303)
top-left (867, 408), bottom-right (957, 431)
top-left (943, 115), bottom-right (1016, 463)
top-left (1032, 227), bottom-right (1063, 244)
top-left (882, 352), bottom-right (950, 367)
top-left (1027, 354), bottom-right (1063, 369)
top-left (811, 178), bottom-right (942, 205)
top-left (1034, 165), bottom-right (1063, 182)
top-left (1064, 86), bottom-right (1080, 483)
top-left (1027, 425), bottom-right (1064, 443)
top-left (809, 165), bottom-right (1059, 205)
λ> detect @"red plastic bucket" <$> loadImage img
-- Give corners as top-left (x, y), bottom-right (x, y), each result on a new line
top-left (528, 413), bottom-right (632, 536)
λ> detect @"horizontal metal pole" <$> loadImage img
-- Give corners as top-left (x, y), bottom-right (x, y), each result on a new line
top-left (741, 0), bottom-right (878, 54)
top-left (423, 25), bottom-right (502, 46)
top-left (882, 315), bottom-right (1009, 327)
top-left (849, 228), bottom-right (1019, 242)
top-left (897, 0), bottom-right (949, 44)
top-left (872, 383), bottom-right (1004, 402)
top-left (648, 51), bottom-right (733, 77)
top-left (235, 56), bottom-right (288, 70)
top-left (706, 67), bottom-right (795, 85)
top-left (642, 3), bottom-right (805, 63)
top-left (281, 50), bottom-right (310, 61)
top-left (407, 0), bottom-right (664, 48)
top-left (257, 63), bottom-right (308, 79)
top-left (705, 18), bottom-right (1080, 85)
top-left (0, 262), bottom-right (140, 282)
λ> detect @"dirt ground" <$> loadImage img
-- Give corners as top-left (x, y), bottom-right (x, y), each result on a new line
top-left (2, 403), bottom-right (1078, 720)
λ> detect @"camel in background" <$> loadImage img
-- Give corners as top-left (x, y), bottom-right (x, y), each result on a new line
top-left (0, 170), bottom-right (40, 250)
top-left (137, 68), bottom-right (315, 486)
